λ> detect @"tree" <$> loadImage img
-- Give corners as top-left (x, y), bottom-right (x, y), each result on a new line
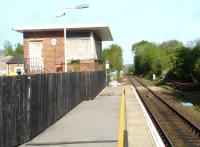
top-left (170, 47), bottom-right (192, 80)
top-left (3, 40), bottom-right (13, 56)
top-left (194, 58), bottom-right (200, 74)
top-left (128, 66), bottom-right (134, 74)
top-left (101, 48), bottom-right (109, 63)
top-left (132, 39), bottom-right (200, 83)
top-left (3, 41), bottom-right (23, 56)
top-left (132, 40), bottom-right (168, 78)
top-left (13, 43), bottom-right (23, 56)
top-left (108, 44), bottom-right (123, 71)
top-left (160, 40), bottom-right (183, 70)
top-left (101, 44), bottom-right (123, 80)
top-left (160, 40), bottom-right (183, 54)
top-left (169, 44), bottom-right (200, 83)
top-left (191, 45), bottom-right (200, 83)
top-left (132, 41), bottom-right (152, 75)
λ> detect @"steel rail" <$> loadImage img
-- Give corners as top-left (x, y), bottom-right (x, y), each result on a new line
top-left (132, 77), bottom-right (200, 138)
top-left (129, 77), bottom-right (173, 147)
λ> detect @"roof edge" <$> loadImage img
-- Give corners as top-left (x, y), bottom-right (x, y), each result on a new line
top-left (12, 24), bottom-right (113, 41)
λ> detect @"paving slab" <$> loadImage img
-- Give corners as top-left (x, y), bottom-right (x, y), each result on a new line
top-left (125, 85), bottom-right (157, 147)
top-left (19, 86), bottom-right (121, 147)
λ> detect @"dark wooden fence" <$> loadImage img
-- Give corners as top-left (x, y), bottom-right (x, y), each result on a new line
top-left (0, 70), bottom-right (106, 147)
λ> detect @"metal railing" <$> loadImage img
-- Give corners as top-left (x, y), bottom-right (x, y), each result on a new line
top-left (24, 58), bottom-right (56, 74)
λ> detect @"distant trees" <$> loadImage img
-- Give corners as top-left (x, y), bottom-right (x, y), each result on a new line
top-left (3, 40), bottom-right (13, 56)
top-left (132, 39), bottom-right (200, 83)
top-left (194, 58), bottom-right (200, 82)
top-left (132, 41), bottom-right (168, 78)
top-left (127, 66), bottom-right (134, 74)
top-left (14, 43), bottom-right (23, 56)
top-left (101, 44), bottom-right (123, 79)
top-left (3, 40), bottom-right (23, 56)
top-left (166, 42), bottom-right (200, 83)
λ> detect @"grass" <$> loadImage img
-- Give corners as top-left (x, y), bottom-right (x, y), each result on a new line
top-left (194, 105), bottom-right (200, 112)
top-left (138, 75), bottom-right (200, 112)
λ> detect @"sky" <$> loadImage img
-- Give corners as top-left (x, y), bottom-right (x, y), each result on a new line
top-left (1, 0), bottom-right (200, 64)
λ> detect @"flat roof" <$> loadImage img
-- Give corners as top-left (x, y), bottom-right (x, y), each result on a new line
top-left (12, 24), bottom-right (113, 41)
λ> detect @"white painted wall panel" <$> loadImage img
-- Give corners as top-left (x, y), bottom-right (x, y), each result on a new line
top-left (0, 62), bottom-right (7, 76)
top-left (66, 33), bottom-right (102, 61)
top-left (93, 33), bottom-right (102, 60)
top-left (91, 32), bottom-right (98, 60)
top-left (66, 39), bottom-right (91, 60)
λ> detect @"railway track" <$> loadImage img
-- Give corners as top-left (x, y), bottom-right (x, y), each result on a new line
top-left (129, 76), bottom-right (200, 147)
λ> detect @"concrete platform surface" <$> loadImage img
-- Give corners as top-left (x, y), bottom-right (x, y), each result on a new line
top-left (125, 85), bottom-right (157, 147)
top-left (19, 86), bottom-right (121, 147)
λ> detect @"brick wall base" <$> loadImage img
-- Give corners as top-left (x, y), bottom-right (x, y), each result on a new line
top-left (67, 60), bottom-right (104, 72)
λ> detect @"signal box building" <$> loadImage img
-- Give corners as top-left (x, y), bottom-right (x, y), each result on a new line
top-left (13, 24), bottom-right (113, 73)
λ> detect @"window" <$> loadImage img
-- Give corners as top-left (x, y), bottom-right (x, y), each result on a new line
top-left (66, 39), bottom-right (90, 60)
top-left (16, 69), bottom-right (22, 75)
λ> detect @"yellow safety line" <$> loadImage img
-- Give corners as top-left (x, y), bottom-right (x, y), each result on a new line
top-left (118, 86), bottom-right (125, 147)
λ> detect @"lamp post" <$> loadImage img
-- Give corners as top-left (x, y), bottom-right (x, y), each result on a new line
top-left (56, 4), bottom-right (89, 72)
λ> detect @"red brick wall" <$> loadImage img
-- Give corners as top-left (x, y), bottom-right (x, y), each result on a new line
top-left (67, 60), bottom-right (104, 72)
top-left (24, 31), bottom-right (65, 73)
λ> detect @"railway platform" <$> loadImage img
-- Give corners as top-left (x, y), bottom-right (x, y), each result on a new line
top-left (18, 86), bottom-right (121, 147)
top-left (17, 83), bottom-right (164, 147)
top-left (125, 85), bottom-right (164, 147)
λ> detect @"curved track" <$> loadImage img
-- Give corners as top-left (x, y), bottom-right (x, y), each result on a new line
top-left (129, 76), bottom-right (200, 147)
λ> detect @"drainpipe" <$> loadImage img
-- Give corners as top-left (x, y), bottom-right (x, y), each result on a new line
top-left (90, 32), bottom-right (93, 71)
top-left (64, 26), bottom-right (67, 72)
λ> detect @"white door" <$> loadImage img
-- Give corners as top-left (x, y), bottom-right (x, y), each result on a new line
top-left (29, 41), bottom-right (43, 72)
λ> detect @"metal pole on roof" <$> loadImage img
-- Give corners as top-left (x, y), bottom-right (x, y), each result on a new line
top-left (56, 4), bottom-right (89, 72)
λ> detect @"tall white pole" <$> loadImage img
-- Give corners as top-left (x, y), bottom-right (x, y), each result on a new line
top-left (57, 4), bottom-right (89, 72)
top-left (64, 26), bottom-right (67, 72)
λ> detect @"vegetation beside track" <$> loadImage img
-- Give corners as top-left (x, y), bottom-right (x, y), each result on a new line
top-left (134, 75), bottom-right (200, 119)
top-left (131, 40), bottom-right (200, 85)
